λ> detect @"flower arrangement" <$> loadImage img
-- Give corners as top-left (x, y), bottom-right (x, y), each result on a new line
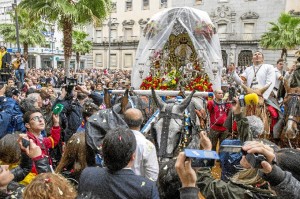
top-left (140, 69), bottom-right (212, 92)
top-left (185, 75), bottom-right (213, 91)
top-left (193, 20), bottom-right (216, 41)
top-left (143, 20), bottom-right (160, 39)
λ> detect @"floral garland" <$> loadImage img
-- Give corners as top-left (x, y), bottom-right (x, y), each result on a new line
top-left (140, 70), bottom-right (213, 92)
top-left (193, 20), bottom-right (216, 41)
top-left (143, 20), bottom-right (160, 39)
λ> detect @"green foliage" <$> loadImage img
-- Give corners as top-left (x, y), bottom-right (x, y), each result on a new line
top-left (72, 30), bottom-right (92, 55)
top-left (20, 0), bottom-right (111, 75)
top-left (19, 0), bottom-right (111, 29)
top-left (0, 8), bottom-right (46, 48)
top-left (260, 13), bottom-right (300, 50)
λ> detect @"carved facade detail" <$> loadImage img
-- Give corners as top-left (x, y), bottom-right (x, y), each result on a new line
top-left (138, 18), bottom-right (150, 25)
top-left (289, 9), bottom-right (300, 16)
top-left (122, 20), bottom-right (135, 27)
top-left (240, 11), bottom-right (259, 20)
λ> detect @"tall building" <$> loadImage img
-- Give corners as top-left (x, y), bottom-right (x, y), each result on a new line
top-left (90, 0), bottom-right (170, 69)
top-left (0, 0), bottom-right (89, 69)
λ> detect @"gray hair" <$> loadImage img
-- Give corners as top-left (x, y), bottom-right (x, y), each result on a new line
top-left (246, 115), bottom-right (264, 138)
top-left (20, 97), bottom-right (39, 113)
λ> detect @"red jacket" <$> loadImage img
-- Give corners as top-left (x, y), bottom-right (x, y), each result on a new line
top-left (27, 126), bottom-right (61, 174)
top-left (207, 100), bottom-right (231, 132)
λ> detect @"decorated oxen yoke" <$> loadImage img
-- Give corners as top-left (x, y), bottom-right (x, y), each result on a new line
top-left (151, 89), bottom-right (196, 158)
top-left (129, 7), bottom-right (223, 159)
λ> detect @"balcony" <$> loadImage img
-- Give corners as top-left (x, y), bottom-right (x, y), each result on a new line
top-left (93, 36), bottom-right (139, 46)
top-left (218, 33), bottom-right (261, 44)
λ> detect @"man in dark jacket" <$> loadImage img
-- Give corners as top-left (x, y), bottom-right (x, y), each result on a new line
top-left (0, 86), bottom-right (26, 138)
top-left (53, 85), bottom-right (103, 142)
top-left (78, 127), bottom-right (159, 199)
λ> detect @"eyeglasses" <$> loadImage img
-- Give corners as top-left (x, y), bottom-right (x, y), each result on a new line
top-left (30, 115), bottom-right (44, 122)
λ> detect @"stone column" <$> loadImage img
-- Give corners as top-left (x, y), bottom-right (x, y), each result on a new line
top-left (230, 44), bottom-right (237, 65)
top-left (35, 54), bottom-right (41, 69)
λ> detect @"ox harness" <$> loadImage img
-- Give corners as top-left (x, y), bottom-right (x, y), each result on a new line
top-left (158, 104), bottom-right (185, 157)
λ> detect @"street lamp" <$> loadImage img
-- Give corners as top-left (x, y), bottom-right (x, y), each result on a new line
top-left (51, 26), bottom-right (55, 68)
top-left (12, 0), bottom-right (20, 52)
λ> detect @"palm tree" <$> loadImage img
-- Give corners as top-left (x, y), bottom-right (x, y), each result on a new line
top-left (19, 0), bottom-right (110, 77)
top-left (260, 13), bottom-right (300, 59)
top-left (0, 8), bottom-right (46, 60)
top-left (72, 30), bottom-right (92, 71)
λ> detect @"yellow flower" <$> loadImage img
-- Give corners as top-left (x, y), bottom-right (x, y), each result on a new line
top-left (171, 80), bottom-right (176, 84)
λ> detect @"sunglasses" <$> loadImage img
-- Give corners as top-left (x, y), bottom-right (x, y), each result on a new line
top-left (30, 115), bottom-right (44, 122)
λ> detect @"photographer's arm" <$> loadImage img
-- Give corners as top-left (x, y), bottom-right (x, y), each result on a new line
top-left (76, 85), bottom-right (103, 106)
top-left (175, 152), bottom-right (199, 199)
top-left (244, 142), bottom-right (300, 199)
top-left (260, 164), bottom-right (300, 199)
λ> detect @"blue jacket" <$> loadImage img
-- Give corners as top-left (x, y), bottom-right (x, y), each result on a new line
top-left (0, 97), bottom-right (26, 138)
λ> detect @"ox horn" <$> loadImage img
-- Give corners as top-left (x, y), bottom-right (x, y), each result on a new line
top-left (104, 88), bottom-right (112, 108)
top-left (257, 83), bottom-right (272, 96)
top-left (178, 90), bottom-right (196, 112)
top-left (151, 88), bottom-right (165, 109)
top-left (241, 83), bottom-right (254, 94)
top-left (120, 89), bottom-right (129, 114)
top-left (283, 79), bottom-right (290, 93)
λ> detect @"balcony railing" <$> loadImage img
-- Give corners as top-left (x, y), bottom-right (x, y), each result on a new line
top-left (94, 36), bottom-right (139, 44)
top-left (218, 33), bottom-right (262, 41)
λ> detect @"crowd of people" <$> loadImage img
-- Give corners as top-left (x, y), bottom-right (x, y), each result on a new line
top-left (0, 45), bottom-right (300, 199)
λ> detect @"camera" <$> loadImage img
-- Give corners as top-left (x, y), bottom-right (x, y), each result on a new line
top-left (22, 138), bottom-right (30, 148)
top-left (229, 94), bottom-right (246, 107)
top-left (220, 145), bottom-right (266, 169)
top-left (63, 77), bottom-right (78, 96)
top-left (245, 153), bottom-right (266, 169)
top-left (184, 149), bottom-right (219, 168)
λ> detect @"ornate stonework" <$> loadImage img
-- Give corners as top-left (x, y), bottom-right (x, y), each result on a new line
top-left (289, 10), bottom-right (300, 16)
top-left (240, 11), bottom-right (259, 20)
top-left (138, 18), bottom-right (150, 25)
top-left (122, 20), bottom-right (135, 27)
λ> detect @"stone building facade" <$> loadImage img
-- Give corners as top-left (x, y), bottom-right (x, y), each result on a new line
top-left (172, 0), bottom-right (289, 67)
top-left (90, 0), bottom-right (299, 69)
top-left (89, 0), bottom-right (170, 69)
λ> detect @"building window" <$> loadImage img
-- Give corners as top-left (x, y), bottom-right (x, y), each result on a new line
top-left (95, 30), bottom-right (102, 43)
top-left (124, 28), bottom-right (133, 41)
top-left (111, 29), bottom-right (118, 42)
top-left (124, 54), bottom-right (133, 68)
top-left (217, 23), bottom-right (227, 39)
top-left (143, 0), bottom-right (149, 10)
top-left (95, 54), bottom-right (103, 68)
top-left (110, 54), bottom-right (117, 67)
top-left (160, 0), bottom-right (168, 8)
top-left (111, 2), bottom-right (117, 13)
top-left (243, 23), bottom-right (254, 40)
top-left (238, 50), bottom-right (252, 67)
top-left (125, 0), bottom-right (132, 11)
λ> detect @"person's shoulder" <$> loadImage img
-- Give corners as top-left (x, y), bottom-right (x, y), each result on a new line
top-left (263, 64), bottom-right (274, 68)
top-left (128, 172), bottom-right (156, 186)
top-left (81, 167), bottom-right (105, 177)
